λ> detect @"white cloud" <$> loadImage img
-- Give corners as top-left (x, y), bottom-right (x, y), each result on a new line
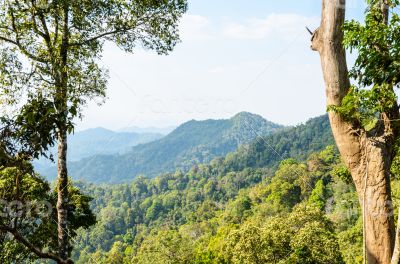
top-left (223, 14), bottom-right (318, 40)
top-left (81, 12), bottom-right (325, 130)
top-left (179, 14), bottom-right (213, 41)
top-left (179, 13), bottom-right (318, 42)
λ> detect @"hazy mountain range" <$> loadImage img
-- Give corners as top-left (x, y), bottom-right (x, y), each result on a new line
top-left (118, 125), bottom-right (176, 135)
top-left (38, 112), bottom-right (284, 182)
top-left (33, 128), bottom-right (163, 172)
top-left (37, 112), bottom-right (334, 184)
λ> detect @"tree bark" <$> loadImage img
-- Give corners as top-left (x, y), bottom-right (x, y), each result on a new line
top-left (312, 1), bottom-right (395, 263)
top-left (57, 127), bottom-right (69, 262)
top-left (56, 2), bottom-right (70, 262)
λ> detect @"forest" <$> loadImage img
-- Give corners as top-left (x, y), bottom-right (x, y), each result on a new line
top-left (72, 145), bottom-right (361, 264)
top-left (1, 0), bottom-right (400, 264)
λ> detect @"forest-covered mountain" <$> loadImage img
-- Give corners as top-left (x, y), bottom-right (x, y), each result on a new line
top-left (1, 113), bottom-right (343, 264)
top-left (34, 128), bottom-right (163, 173)
top-left (3, 0), bottom-right (397, 263)
top-left (219, 114), bottom-right (334, 173)
top-left (70, 113), bottom-right (332, 183)
top-left (42, 112), bottom-right (285, 183)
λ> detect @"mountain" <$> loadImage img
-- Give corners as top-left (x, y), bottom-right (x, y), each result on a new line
top-left (34, 128), bottom-right (163, 172)
top-left (64, 127), bottom-right (164, 161)
top-left (42, 112), bottom-right (284, 183)
top-left (71, 116), bottom-right (341, 264)
top-left (220, 114), bottom-right (334, 172)
top-left (119, 126), bottom-right (176, 135)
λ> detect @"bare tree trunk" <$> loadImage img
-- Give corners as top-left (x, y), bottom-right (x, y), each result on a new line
top-left (312, 1), bottom-right (395, 263)
top-left (57, 127), bottom-right (69, 262)
top-left (56, 2), bottom-right (70, 262)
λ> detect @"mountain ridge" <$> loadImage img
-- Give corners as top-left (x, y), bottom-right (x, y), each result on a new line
top-left (39, 113), bottom-right (333, 185)
top-left (119, 125), bottom-right (176, 135)
top-left (41, 112), bottom-right (284, 183)
top-left (33, 128), bottom-right (164, 173)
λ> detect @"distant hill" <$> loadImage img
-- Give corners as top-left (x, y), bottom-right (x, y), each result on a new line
top-left (34, 128), bottom-right (163, 173)
top-left (64, 127), bottom-right (164, 161)
top-left (219, 114), bottom-right (334, 173)
top-left (119, 126), bottom-right (176, 135)
top-left (42, 112), bottom-right (284, 183)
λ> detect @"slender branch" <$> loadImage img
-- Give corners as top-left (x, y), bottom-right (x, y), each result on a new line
top-left (33, 0), bottom-right (60, 82)
top-left (7, 7), bottom-right (48, 63)
top-left (37, 10), bottom-right (51, 43)
top-left (67, 11), bottom-right (157, 47)
top-left (37, 72), bottom-right (57, 86)
top-left (54, 9), bottom-right (59, 46)
top-left (68, 28), bottom-right (125, 47)
top-left (0, 35), bottom-right (18, 45)
top-left (29, 1), bottom-right (47, 40)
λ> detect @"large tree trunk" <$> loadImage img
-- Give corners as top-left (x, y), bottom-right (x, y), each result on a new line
top-left (57, 127), bottom-right (69, 262)
top-left (56, 3), bottom-right (70, 262)
top-left (312, 1), bottom-right (395, 263)
top-left (57, 1), bottom-right (70, 260)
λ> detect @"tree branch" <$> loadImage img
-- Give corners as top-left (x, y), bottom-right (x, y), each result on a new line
top-left (0, 35), bottom-right (18, 46)
top-left (6, 7), bottom-right (48, 64)
top-left (29, 1), bottom-right (47, 40)
top-left (67, 12), bottom-right (155, 47)
top-left (54, 10), bottom-right (59, 46)
top-left (68, 28), bottom-right (125, 47)
top-left (0, 225), bottom-right (72, 264)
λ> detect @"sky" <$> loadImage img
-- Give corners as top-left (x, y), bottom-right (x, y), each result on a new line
top-left (76, 0), bottom-right (368, 131)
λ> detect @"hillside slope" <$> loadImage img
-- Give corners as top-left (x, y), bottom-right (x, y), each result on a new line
top-left (52, 112), bottom-right (283, 183)
top-left (220, 114), bottom-right (334, 173)
top-left (65, 127), bottom-right (164, 161)
top-left (42, 114), bottom-right (333, 184)
top-left (34, 128), bottom-right (163, 173)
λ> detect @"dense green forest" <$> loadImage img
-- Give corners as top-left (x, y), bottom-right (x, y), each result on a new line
top-left (0, 114), bottom-right (340, 263)
top-left (46, 114), bottom-right (357, 264)
top-left (70, 144), bottom-right (367, 263)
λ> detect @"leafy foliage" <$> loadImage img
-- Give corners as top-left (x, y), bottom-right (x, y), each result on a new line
top-left (332, 0), bottom-right (400, 130)
top-left (0, 167), bottom-right (96, 263)
top-left (67, 143), bottom-right (363, 264)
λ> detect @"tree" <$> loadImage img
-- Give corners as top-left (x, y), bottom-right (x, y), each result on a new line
top-left (0, 167), bottom-right (96, 263)
top-left (0, 0), bottom-right (187, 262)
top-left (0, 105), bottom-right (95, 263)
top-left (311, 0), bottom-right (400, 263)
top-left (134, 229), bottom-right (194, 264)
top-left (105, 241), bottom-right (125, 264)
top-left (224, 205), bottom-right (344, 264)
top-left (309, 179), bottom-right (328, 210)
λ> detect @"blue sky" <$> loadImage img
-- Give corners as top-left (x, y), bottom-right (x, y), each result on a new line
top-left (77, 0), bottom-right (367, 131)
